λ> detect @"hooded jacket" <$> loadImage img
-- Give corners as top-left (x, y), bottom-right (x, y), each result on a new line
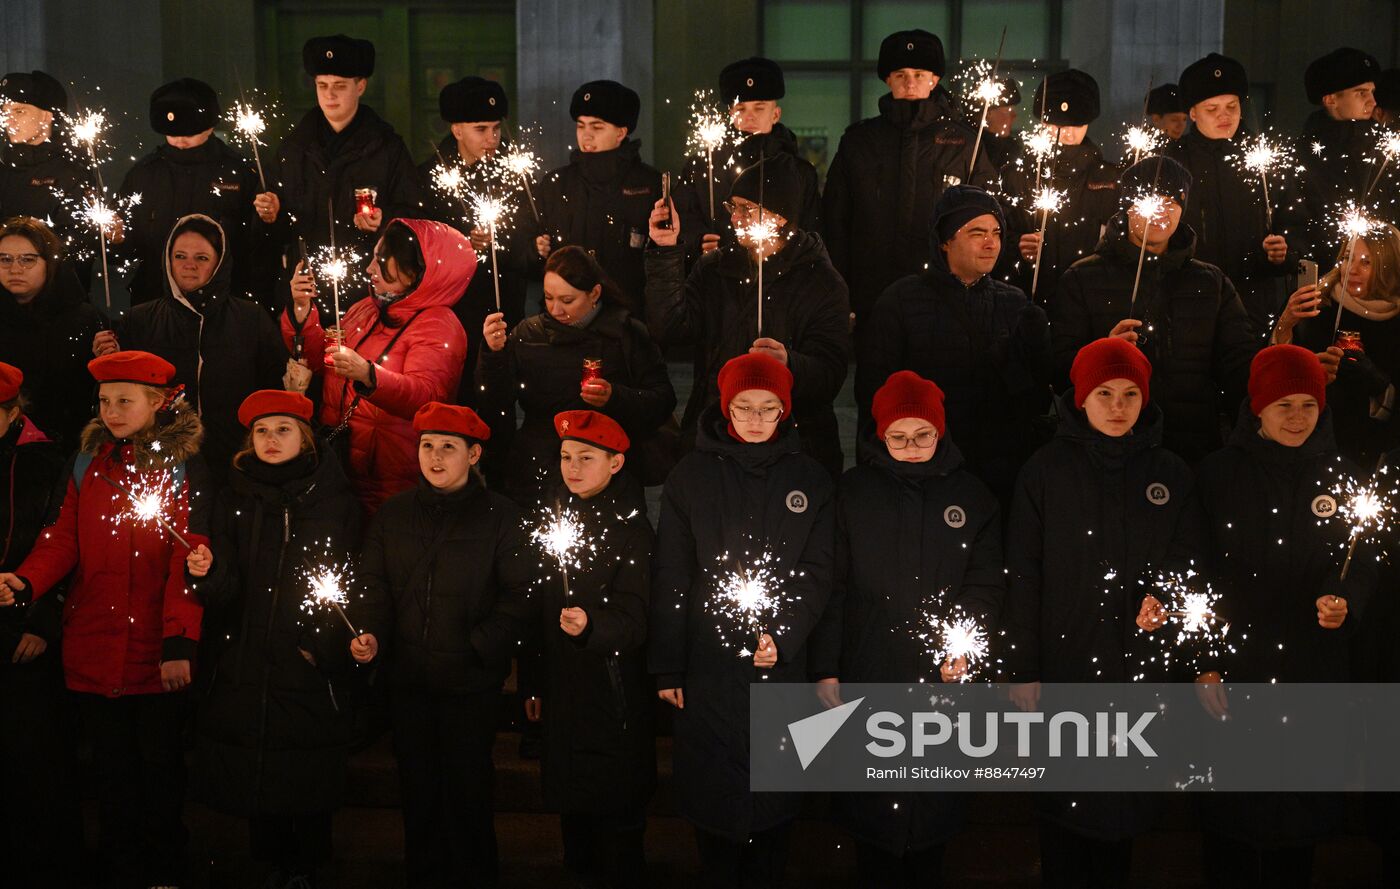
top-left (282, 218), bottom-right (475, 516)
top-left (823, 89), bottom-right (1000, 327)
top-left (12, 402), bottom-right (210, 696)
top-left (1051, 214), bottom-right (1260, 462)
top-left (645, 229), bottom-right (850, 477)
top-left (118, 214), bottom-right (288, 485)
top-left (648, 407), bottom-right (834, 839)
top-left (0, 419), bottom-right (67, 663)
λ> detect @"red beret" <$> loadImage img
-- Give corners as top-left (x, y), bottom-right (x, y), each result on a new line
top-left (87, 350), bottom-right (176, 386)
top-left (871, 370), bottom-right (946, 439)
top-left (0, 362), bottom-right (21, 402)
top-left (1070, 337), bottom-right (1152, 409)
top-left (1249, 344), bottom-right (1327, 416)
top-left (554, 409), bottom-right (630, 453)
top-left (238, 389), bottom-right (315, 427)
top-left (413, 401), bottom-right (491, 441)
top-left (717, 353), bottom-right (793, 417)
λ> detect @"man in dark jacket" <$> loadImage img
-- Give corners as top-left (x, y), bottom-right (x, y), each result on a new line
top-left (0, 71), bottom-right (97, 282)
top-left (823, 29), bottom-right (999, 337)
top-left (857, 185), bottom-right (1051, 508)
top-left (1004, 69), bottom-right (1121, 306)
top-left (533, 80), bottom-right (661, 315)
top-left (1052, 156), bottom-right (1260, 462)
top-left (1163, 54), bottom-right (1298, 333)
top-left (1297, 47), bottom-right (1398, 262)
top-left (119, 79), bottom-right (266, 307)
top-left (646, 152), bottom-right (850, 477)
top-left (674, 56), bottom-right (822, 255)
top-left (419, 76), bottom-right (528, 405)
top-left (255, 35), bottom-right (426, 268)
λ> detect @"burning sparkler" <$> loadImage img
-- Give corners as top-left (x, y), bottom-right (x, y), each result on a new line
top-left (1366, 130), bottom-right (1400, 200)
top-left (737, 213), bottom-right (780, 336)
top-left (964, 31), bottom-right (1007, 179)
top-left (914, 610), bottom-right (990, 683)
top-left (1122, 125), bottom-right (1163, 165)
top-left (99, 472), bottom-right (192, 550)
top-left (687, 90), bottom-right (737, 221)
top-left (1236, 133), bottom-right (1291, 230)
top-left (309, 243), bottom-right (362, 347)
top-left (470, 189), bottom-right (509, 311)
top-left (1127, 190), bottom-right (1170, 309)
top-left (229, 100), bottom-right (271, 190)
top-left (1336, 476), bottom-right (1393, 581)
top-left (1023, 123), bottom-right (1058, 192)
top-left (1333, 205), bottom-right (1381, 333)
top-left (300, 559), bottom-right (359, 635)
top-left (532, 505), bottom-right (588, 599)
top-left (501, 139), bottom-right (542, 226)
top-left (1029, 186), bottom-right (1066, 297)
top-left (66, 108), bottom-right (110, 189)
top-left (78, 189), bottom-right (141, 318)
top-left (711, 552), bottom-right (783, 658)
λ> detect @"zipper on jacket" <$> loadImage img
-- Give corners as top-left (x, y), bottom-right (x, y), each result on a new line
top-left (422, 574), bottom-right (433, 643)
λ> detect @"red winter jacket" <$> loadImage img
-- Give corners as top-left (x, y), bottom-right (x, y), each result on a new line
top-left (16, 407), bottom-right (210, 697)
top-left (282, 218), bottom-right (475, 515)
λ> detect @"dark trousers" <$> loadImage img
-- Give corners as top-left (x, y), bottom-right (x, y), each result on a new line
top-left (77, 690), bottom-right (189, 889)
top-left (561, 810), bottom-right (646, 888)
top-left (0, 659), bottom-right (80, 889)
top-left (1202, 832), bottom-right (1315, 889)
top-left (694, 821), bottom-right (793, 889)
top-left (390, 685), bottom-right (499, 889)
top-left (853, 841), bottom-right (946, 888)
top-left (249, 811), bottom-right (334, 876)
top-left (1038, 820), bottom-right (1132, 889)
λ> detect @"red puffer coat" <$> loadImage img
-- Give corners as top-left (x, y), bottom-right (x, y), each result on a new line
top-left (282, 218), bottom-right (475, 515)
top-left (14, 405), bottom-right (210, 697)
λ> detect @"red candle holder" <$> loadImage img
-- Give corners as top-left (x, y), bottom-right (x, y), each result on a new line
top-left (354, 187), bottom-right (377, 217)
top-left (1335, 330), bottom-right (1364, 352)
top-left (323, 326), bottom-right (345, 366)
top-left (581, 357), bottom-right (603, 386)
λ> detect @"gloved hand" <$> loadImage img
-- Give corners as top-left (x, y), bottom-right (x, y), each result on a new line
top-left (1337, 349), bottom-right (1391, 399)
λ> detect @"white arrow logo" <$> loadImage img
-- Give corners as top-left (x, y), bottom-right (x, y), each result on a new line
top-left (788, 697), bottom-right (865, 770)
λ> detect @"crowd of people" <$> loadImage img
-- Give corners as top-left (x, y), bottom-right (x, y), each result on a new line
top-left (2, 23), bottom-right (1400, 889)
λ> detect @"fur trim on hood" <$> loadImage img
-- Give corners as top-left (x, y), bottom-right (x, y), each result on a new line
top-left (79, 396), bottom-right (204, 469)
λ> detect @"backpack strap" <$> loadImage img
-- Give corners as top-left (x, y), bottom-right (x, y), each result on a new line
top-left (71, 453), bottom-right (94, 492)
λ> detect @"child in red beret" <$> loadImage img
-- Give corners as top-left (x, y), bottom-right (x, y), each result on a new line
top-left (649, 353), bottom-right (834, 882)
top-left (0, 350), bottom-right (209, 887)
top-left (350, 401), bottom-right (534, 886)
top-left (183, 389), bottom-right (360, 886)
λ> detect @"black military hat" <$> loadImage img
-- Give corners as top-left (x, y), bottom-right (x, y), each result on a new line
top-left (303, 34), bottom-right (376, 79)
top-left (439, 76), bottom-right (507, 123)
top-left (149, 78), bottom-right (219, 136)
top-left (730, 152), bottom-right (805, 225)
top-left (1034, 69), bottom-right (1100, 126)
top-left (995, 77), bottom-right (1022, 108)
top-left (1179, 54), bottom-right (1248, 109)
top-left (1376, 68), bottom-right (1400, 114)
top-left (719, 57), bottom-right (785, 104)
top-left (1304, 47), bottom-right (1380, 104)
top-left (1121, 155), bottom-right (1192, 209)
top-left (569, 80), bottom-right (640, 131)
top-left (1146, 83), bottom-right (1185, 115)
top-left (0, 70), bottom-right (68, 114)
top-left (877, 30), bottom-right (945, 80)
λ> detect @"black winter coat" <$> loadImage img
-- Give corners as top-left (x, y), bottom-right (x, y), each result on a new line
top-left (526, 475), bottom-right (657, 816)
top-left (533, 141), bottom-right (661, 315)
top-left (0, 419), bottom-right (67, 667)
top-left (0, 139), bottom-right (94, 254)
top-left (192, 449), bottom-right (362, 817)
top-left (809, 437), bottom-right (1003, 855)
top-left (0, 262), bottom-right (102, 449)
top-left (116, 215), bottom-right (288, 484)
top-left (1163, 128), bottom-right (1299, 332)
top-left (1002, 139), bottom-right (1121, 305)
top-left (118, 137), bottom-right (265, 306)
top-left (823, 90), bottom-right (999, 327)
top-left (645, 231), bottom-right (850, 477)
top-left (477, 302), bottom-right (676, 500)
top-left (1051, 215), bottom-right (1260, 462)
top-left (1297, 111), bottom-right (1400, 265)
top-left (1003, 396), bottom-right (1206, 684)
top-left (649, 409), bottom-right (834, 839)
top-left (856, 239), bottom-right (1051, 507)
top-left (673, 123), bottom-right (822, 246)
top-left (269, 106), bottom-right (426, 258)
top-left (359, 473), bottom-right (534, 694)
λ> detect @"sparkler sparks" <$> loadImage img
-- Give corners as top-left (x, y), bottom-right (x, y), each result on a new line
top-left (1032, 186), bottom-right (1066, 216)
top-left (100, 472), bottom-right (193, 550)
top-left (1023, 124), bottom-right (1057, 162)
top-left (1122, 125), bottom-right (1163, 163)
top-left (914, 611), bottom-right (989, 683)
top-left (68, 109), bottom-right (107, 150)
top-left (687, 90), bottom-right (738, 220)
top-left (300, 560), bottom-right (359, 635)
top-left (531, 505), bottom-right (593, 599)
top-left (229, 100), bottom-right (272, 189)
top-left (710, 551), bottom-right (789, 658)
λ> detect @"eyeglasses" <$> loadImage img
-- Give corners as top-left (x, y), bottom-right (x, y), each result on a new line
top-left (884, 431), bottom-right (938, 449)
top-left (729, 405), bottom-right (783, 423)
top-left (722, 200), bottom-right (762, 220)
top-left (0, 253), bottom-right (41, 269)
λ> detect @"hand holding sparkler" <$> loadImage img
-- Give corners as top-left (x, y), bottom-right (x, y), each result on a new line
top-left (350, 633), bottom-right (379, 663)
top-left (1316, 594), bottom-right (1349, 629)
top-left (186, 544), bottom-right (213, 577)
top-left (560, 607), bottom-right (589, 637)
top-left (754, 632), bottom-right (778, 668)
top-left (1136, 594), bottom-right (1167, 631)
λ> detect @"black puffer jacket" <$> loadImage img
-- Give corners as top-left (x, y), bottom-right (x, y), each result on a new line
top-left (856, 231), bottom-right (1051, 507)
top-left (1162, 128), bottom-right (1299, 332)
top-left (269, 106), bottom-right (426, 258)
top-left (527, 475), bottom-right (656, 816)
top-left (358, 472), bottom-right (534, 694)
top-left (1003, 395), bottom-right (1206, 684)
top-left (0, 419), bottom-right (67, 666)
top-left (823, 89), bottom-right (999, 327)
top-left (649, 408), bottom-right (834, 840)
top-left (1051, 214), bottom-right (1260, 462)
top-left (1296, 111), bottom-right (1400, 264)
top-left (673, 123), bottom-right (822, 244)
top-left (0, 139), bottom-right (94, 253)
top-left (476, 302), bottom-right (675, 500)
top-left (645, 231), bottom-right (850, 477)
top-left (116, 215), bottom-right (288, 484)
top-left (1002, 139), bottom-right (1121, 305)
top-left (533, 141), bottom-right (662, 315)
top-left (118, 136), bottom-right (265, 306)
top-left (192, 448), bottom-right (362, 817)
top-left (0, 261), bottom-right (102, 449)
